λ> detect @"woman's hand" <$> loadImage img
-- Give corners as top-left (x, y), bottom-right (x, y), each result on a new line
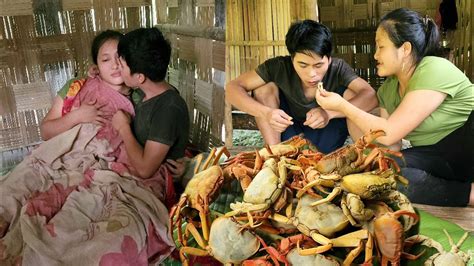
top-left (315, 87), bottom-right (346, 111)
top-left (72, 99), bottom-right (108, 125)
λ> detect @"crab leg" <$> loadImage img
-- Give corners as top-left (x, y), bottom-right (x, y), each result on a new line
top-left (331, 229), bottom-right (369, 247)
top-left (342, 239), bottom-right (364, 266)
top-left (296, 240), bottom-right (332, 255)
top-left (310, 187), bottom-right (342, 206)
top-left (202, 147), bottom-right (217, 170)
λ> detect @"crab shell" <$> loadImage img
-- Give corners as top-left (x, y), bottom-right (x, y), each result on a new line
top-left (208, 217), bottom-right (260, 264)
top-left (286, 248), bottom-right (340, 266)
top-left (432, 253), bottom-right (467, 266)
top-left (243, 158), bottom-right (281, 204)
top-left (258, 135), bottom-right (311, 160)
top-left (315, 145), bottom-right (359, 175)
top-left (295, 195), bottom-right (349, 237)
top-left (340, 172), bottom-right (396, 200)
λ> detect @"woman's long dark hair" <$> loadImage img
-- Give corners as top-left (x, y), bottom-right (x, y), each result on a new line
top-left (379, 8), bottom-right (441, 64)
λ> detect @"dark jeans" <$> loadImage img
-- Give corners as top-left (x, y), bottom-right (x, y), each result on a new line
top-left (396, 112), bottom-right (474, 206)
top-left (279, 88), bottom-right (348, 154)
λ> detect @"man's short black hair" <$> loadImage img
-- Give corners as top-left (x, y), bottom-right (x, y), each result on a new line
top-left (118, 27), bottom-right (171, 82)
top-left (285, 20), bottom-right (333, 58)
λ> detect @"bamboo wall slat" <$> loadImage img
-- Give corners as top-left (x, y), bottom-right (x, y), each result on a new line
top-left (0, 0), bottom-right (33, 16)
top-left (157, 0), bottom-right (226, 151)
top-left (452, 0), bottom-right (472, 81)
top-left (62, 0), bottom-right (92, 11)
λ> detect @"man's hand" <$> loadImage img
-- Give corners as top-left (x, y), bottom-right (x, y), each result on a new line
top-left (303, 107), bottom-right (329, 129)
top-left (72, 99), bottom-right (108, 125)
top-left (265, 108), bottom-right (293, 133)
top-left (166, 157), bottom-right (188, 182)
top-left (112, 110), bottom-right (131, 133)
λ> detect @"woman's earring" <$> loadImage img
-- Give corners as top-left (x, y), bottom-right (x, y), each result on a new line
top-left (402, 62), bottom-right (405, 73)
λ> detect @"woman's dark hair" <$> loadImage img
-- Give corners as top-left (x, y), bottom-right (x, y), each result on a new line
top-left (285, 20), bottom-right (332, 58)
top-left (118, 27), bottom-right (171, 82)
top-left (379, 8), bottom-right (441, 64)
top-left (91, 30), bottom-right (123, 65)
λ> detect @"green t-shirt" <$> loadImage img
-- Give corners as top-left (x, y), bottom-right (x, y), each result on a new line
top-left (131, 88), bottom-right (190, 160)
top-left (256, 56), bottom-right (358, 121)
top-left (377, 56), bottom-right (473, 146)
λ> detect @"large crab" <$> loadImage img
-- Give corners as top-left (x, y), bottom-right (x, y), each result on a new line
top-left (179, 216), bottom-right (280, 265)
top-left (315, 129), bottom-right (403, 176)
top-left (405, 230), bottom-right (471, 266)
top-left (225, 157), bottom-right (299, 225)
top-left (271, 194), bottom-right (350, 247)
top-left (341, 190), bottom-right (417, 232)
top-left (373, 209), bottom-right (422, 266)
top-left (296, 169), bottom-right (408, 207)
top-left (169, 147), bottom-right (229, 243)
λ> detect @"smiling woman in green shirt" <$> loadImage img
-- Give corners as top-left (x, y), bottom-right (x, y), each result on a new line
top-left (316, 8), bottom-right (473, 207)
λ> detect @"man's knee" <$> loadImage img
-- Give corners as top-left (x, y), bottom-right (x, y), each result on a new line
top-left (253, 82), bottom-right (279, 107)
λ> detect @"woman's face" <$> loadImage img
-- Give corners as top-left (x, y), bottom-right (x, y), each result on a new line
top-left (374, 27), bottom-right (404, 77)
top-left (292, 52), bottom-right (331, 90)
top-left (97, 39), bottom-right (123, 88)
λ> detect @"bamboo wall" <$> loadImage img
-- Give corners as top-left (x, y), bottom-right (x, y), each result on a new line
top-left (156, 0), bottom-right (226, 152)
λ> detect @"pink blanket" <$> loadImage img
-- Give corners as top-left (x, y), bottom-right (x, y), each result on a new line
top-left (0, 78), bottom-right (175, 265)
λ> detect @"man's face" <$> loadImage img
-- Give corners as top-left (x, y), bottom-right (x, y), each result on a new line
top-left (292, 52), bottom-right (331, 90)
top-left (118, 57), bottom-right (138, 88)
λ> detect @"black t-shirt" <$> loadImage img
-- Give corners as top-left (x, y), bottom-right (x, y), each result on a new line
top-left (256, 56), bottom-right (358, 121)
top-left (131, 88), bottom-right (189, 160)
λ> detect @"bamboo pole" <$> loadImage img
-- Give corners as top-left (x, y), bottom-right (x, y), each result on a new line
top-left (156, 24), bottom-right (225, 41)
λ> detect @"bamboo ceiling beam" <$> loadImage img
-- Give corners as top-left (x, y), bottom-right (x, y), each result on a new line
top-left (155, 24), bottom-right (225, 41)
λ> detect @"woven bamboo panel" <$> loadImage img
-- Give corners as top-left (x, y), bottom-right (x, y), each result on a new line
top-left (179, 71), bottom-right (196, 120)
top-left (196, 0), bottom-right (214, 6)
top-left (319, 0), bottom-right (344, 29)
top-left (196, 0), bottom-right (214, 26)
top-left (452, 0), bottom-right (472, 81)
top-left (180, 0), bottom-right (195, 25)
top-left (0, 76), bottom-right (14, 115)
top-left (119, 0), bottom-right (151, 8)
top-left (12, 82), bottom-right (52, 112)
top-left (195, 37), bottom-right (212, 81)
top-left (62, 0), bottom-right (92, 11)
top-left (210, 84), bottom-right (225, 143)
top-left (0, 112), bottom-right (23, 151)
top-left (212, 40), bottom-right (225, 71)
top-left (0, 0), bottom-right (33, 16)
top-left (178, 35), bottom-right (196, 63)
top-left (168, 67), bottom-right (180, 89)
top-left (195, 79), bottom-right (213, 116)
top-left (168, 0), bottom-right (178, 7)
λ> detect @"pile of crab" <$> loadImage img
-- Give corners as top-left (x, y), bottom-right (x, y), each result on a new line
top-left (169, 129), bottom-right (471, 266)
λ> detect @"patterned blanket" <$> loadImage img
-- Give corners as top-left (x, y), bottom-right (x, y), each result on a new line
top-left (0, 78), bottom-right (175, 265)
